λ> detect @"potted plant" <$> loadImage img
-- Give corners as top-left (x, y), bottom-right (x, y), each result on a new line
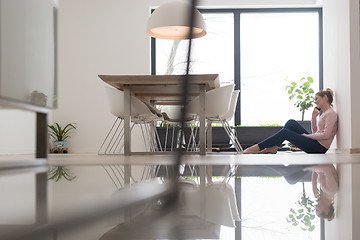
top-left (285, 76), bottom-right (315, 132)
top-left (48, 122), bottom-right (77, 153)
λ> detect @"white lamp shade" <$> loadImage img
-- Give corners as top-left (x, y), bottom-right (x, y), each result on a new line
top-left (147, 1), bottom-right (206, 40)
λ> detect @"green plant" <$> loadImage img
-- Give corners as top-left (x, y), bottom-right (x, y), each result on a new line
top-left (286, 183), bottom-right (316, 232)
top-left (285, 76), bottom-right (315, 121)
top-left (48, 166), bottom-right (76, 182)
top-left (48, 123), bottom-right (77, 141)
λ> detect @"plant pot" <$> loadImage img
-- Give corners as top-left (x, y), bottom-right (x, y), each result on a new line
top-left (53, 141), bottom-right (67, 149)
top-left (183, 127), bottom-right (231, 149)
top-left (236, 126), bottom-right (283, 149)
top-left (156, 126), bottom-right (181, 150)
top-left (298, 120), bottom-right (312, 134)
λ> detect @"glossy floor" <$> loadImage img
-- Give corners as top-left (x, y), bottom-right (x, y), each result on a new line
top-left (0, 152), bottom-right (357, 240)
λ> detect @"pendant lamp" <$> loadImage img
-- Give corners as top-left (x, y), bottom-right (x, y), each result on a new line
top-left (146, 1), bottom-right (206, 40)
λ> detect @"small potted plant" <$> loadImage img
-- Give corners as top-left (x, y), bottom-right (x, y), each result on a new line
top-left (48, 122), bottom-right (77, 153)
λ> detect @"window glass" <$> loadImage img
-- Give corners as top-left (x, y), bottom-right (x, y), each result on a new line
top-left (241, 177), bottom-right (321, 240)
top-left (240, 12), bottom-right (319, 125)
top-left (155, 13), bottom-right (234, 86)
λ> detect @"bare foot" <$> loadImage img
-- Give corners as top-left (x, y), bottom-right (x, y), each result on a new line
top-left (243, 144), bottom-right (260, 154)
top-left (259, 146), bottom-right (279, 154)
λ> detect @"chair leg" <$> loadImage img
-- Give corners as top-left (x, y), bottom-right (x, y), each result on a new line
top-left (103, 165), bottom-right (123, 189)
top-left (187, 125), bottom-right (199, 152)
top-left (98, 118), bottom-right (124, 155)
top-left (171, 126), bottom-right (175, 151)
top-left (219, 119), bottom-right (243, 153)
top-left (153, 122), bottom-right (163, 152)
top-left (109, 124), bottom-right (125, 154)
top-left (140, 123), bottom-right (150, 152)
top-left (145, 122), bottom-right (157, 152)
top-left (164, 125), bottom-right (169, 151)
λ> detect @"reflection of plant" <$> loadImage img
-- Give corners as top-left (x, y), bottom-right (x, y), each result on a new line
top-left (48, 123), bottom-right (77, 141)
top-left (286, 182), bottom-right (316, 232)
top-left (285, 77), bottom-right (315, 121)
top-left (48, 166), bottom-right (76, 182)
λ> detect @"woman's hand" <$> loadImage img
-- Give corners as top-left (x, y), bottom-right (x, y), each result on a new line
top-left (312, 107), bottom-right (320, 119)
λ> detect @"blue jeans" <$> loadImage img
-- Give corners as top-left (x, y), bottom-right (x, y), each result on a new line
top-left (258, 119), bottom-right (328, 154)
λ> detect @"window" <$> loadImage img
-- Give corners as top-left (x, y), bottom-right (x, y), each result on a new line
top-left (151, 8), bottom-right (323, 126)
top-left (240, 12), bottom-right (320, 125)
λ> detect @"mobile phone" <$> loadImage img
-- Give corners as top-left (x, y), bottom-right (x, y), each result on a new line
top-left (315, 107), bottom-right (321, 111)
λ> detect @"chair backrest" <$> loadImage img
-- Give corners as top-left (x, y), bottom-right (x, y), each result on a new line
top-left (221, 90), bottom-right (240, 121)
top-left (161, 105), bottom-right (183, 120)
top-left (104, 87), bottom-right (153, 118)
top-left (187, 84), bottom-right (234, 118)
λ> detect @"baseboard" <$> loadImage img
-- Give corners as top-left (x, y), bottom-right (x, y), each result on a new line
top-left (328, 148), bottom-right (360, 154)
top-left (0, 149), bottom-right (35, 155)
top-left (350, 148), bottom-right (360, 154)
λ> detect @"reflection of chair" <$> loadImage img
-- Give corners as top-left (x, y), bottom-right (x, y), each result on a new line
top-left (98, 87), bottom-right (162, 155)
top-left (182, 180), bottom-right (240, 228)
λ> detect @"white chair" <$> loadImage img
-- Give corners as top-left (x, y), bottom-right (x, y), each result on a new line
top-left (98, 87), bottom-right (162, 155)
top-left (185, 84), bottom-right (234, 152)
top-left (186, 84), bottom-right (234, 119)
top-left (208, 90), bottom-right (243, 153)
top-left (160, 105), bottom-right (197, 151)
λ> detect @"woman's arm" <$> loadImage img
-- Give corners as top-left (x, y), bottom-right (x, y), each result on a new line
top-left (311, 108), bottom-right (319, 133)
top-left (304, 166), bottom-right (320, 198)
top-left (311, 171), bottom-right (320, 198)
top-left (306, 111), bottom-right (337, 140)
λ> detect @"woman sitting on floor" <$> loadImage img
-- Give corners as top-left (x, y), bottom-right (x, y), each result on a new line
top-left (243, 88), bottom-right (338, 154)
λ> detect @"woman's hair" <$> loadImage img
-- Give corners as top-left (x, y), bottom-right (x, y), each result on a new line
top-left (316, 203), bottom-right (335, 221)
top-left (316, 88), bottom-right (334, 105)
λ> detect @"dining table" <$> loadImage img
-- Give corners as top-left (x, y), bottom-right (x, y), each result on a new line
top-left (98, 74), bottom-right (220, 156)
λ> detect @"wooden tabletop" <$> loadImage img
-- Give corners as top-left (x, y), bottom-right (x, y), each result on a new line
top-left (98, 74), bottom-right (220, 105)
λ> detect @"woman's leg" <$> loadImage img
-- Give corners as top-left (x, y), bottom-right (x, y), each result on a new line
top-left (256, 119), bottom-right (309, 154)
top-left (258, 128), bottom-right (327, 153)
top-left (284, 119), bottom-right (309, 134)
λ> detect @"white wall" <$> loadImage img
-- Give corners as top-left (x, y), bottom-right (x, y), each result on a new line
top-left (349, 0), bottom-right (360, 151)
top-left (323, 0), bottom-right (352, 151)
top-left (0, 109), bottom-right (36, 154)
top-left (55, 0), bottom-right (321, 154)
top-left (323, 0), bottom-right (360, 239)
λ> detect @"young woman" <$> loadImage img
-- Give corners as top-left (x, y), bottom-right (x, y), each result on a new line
top-left (303, 164), bottom-right (339, 221)
top-left (243, 88), bottom-right (338, 154)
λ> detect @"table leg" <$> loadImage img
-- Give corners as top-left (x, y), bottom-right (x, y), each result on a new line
top-left (124, 89), bottom-right (131, 156)
top-left (206, 120), bottom-right (212, 153)
top-left (200, 165), bottom-right (206, 225)
top-left (199, 86), bottom-right (206, 155)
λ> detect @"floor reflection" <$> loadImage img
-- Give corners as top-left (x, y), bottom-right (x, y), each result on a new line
top-left (0, 162), bottom-right (340, 240)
